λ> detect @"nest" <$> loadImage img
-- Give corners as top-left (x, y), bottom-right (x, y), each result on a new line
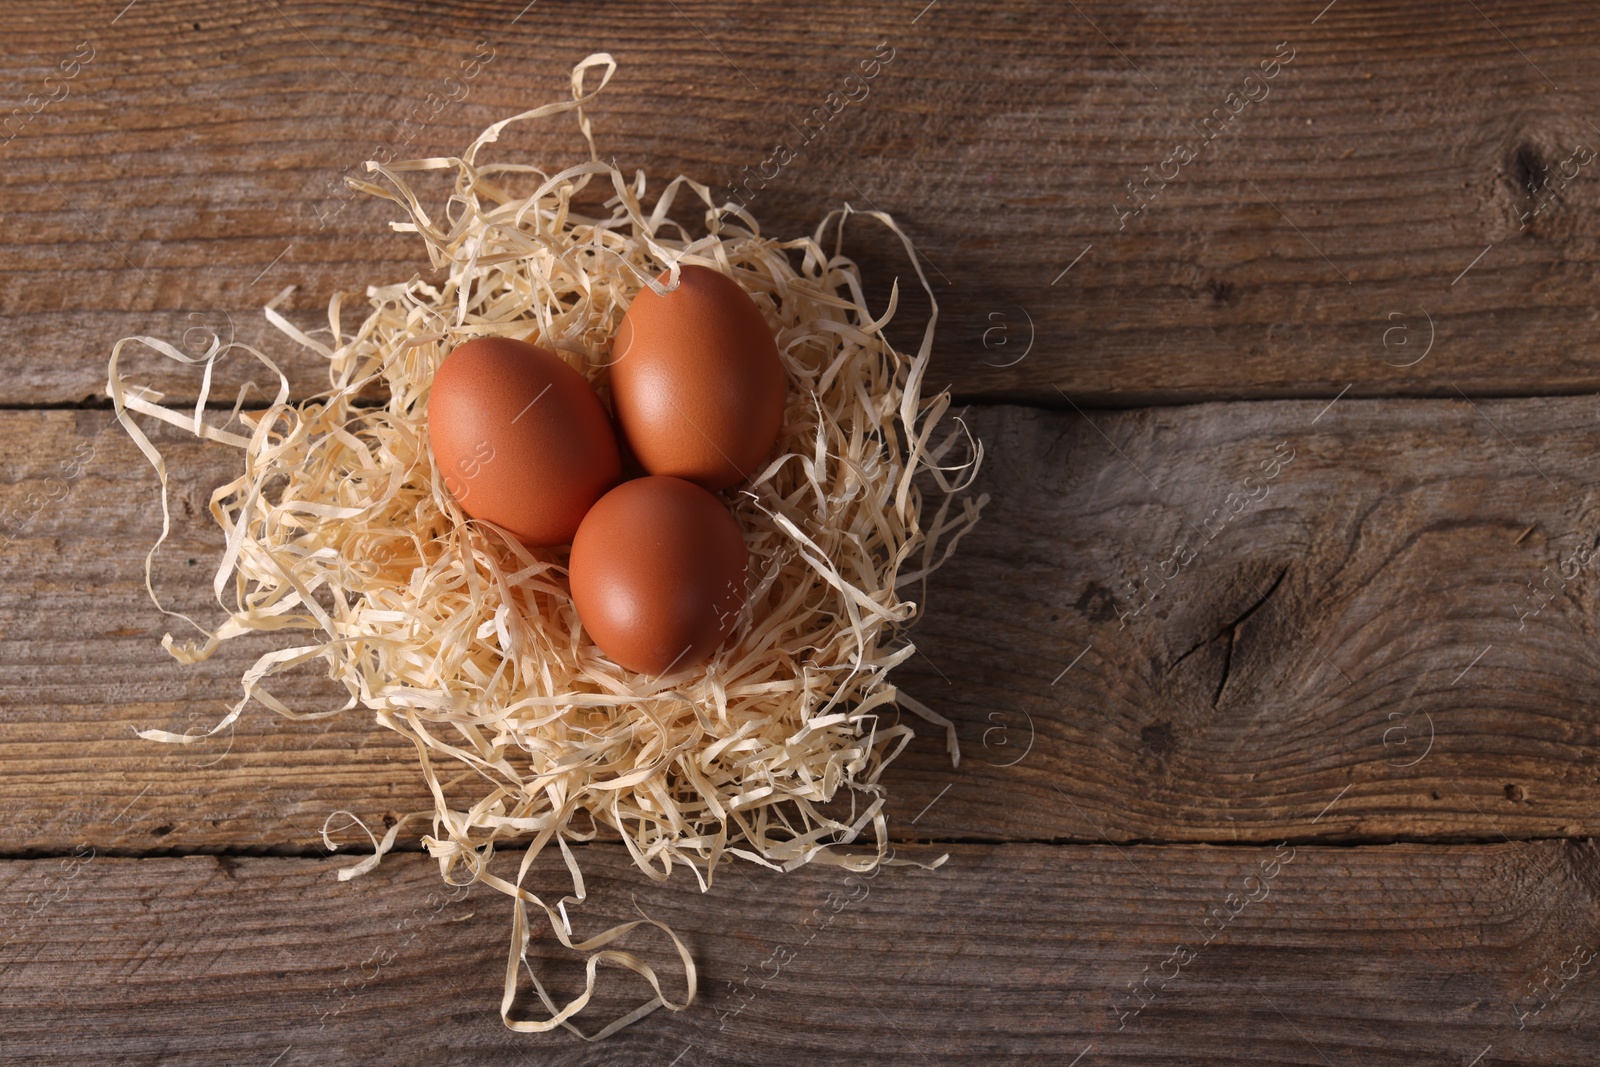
top-left (106, 53), bottom-right (984, 1038)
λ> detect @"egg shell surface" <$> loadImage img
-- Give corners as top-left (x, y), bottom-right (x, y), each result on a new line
top-left (568, 475), bottom-right (749, 675)
top-left (427, 336), bottom-right (621, 546)
top-left (610, 264), bottom-right (786, 491)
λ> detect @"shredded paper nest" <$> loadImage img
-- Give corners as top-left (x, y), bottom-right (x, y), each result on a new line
top-left (106, 53), bottom-right (985, 1038)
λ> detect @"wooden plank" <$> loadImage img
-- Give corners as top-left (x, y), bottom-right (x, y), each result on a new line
top-left (5, 1), bottom-right (1600, 406)
top-left (0, 408), bottom-right (433, 855)
top-left (2, 841), bottom-right (1597, 1064)
top-left (889, 396), bottom-right (1600, 843)
top-left (6, 397), bottom-right (1600, 852)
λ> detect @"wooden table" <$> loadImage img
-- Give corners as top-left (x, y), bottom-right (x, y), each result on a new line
top-left (5, 1), bottom-right (1599, 1062)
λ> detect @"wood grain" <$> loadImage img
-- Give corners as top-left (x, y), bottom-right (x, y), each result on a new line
top-left (3, 841), bottom-right (1598, 1065)
top-left (4, 1), bottom-right (1600, 407)
top-left (7, 396), bottom-right (1600, 853)
top-left (0, 408), bottom-right (433, 856)
top-left (7, 3), bottom-right (1600, 1060)
top-left (893, 396), bottom-right (1600, 843)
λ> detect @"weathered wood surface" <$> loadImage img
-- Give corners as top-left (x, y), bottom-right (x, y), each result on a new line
top-left (8, 2), bottom-right (1600, 1062)
top-left (5, 1), bottom-right (1600, 407)
top-left (6, 396), bottom-right (1600, 854)
top-left (3, 842), bottom-right (1597, 1065)
top-left (891, 395), bottom-right (1600, 845)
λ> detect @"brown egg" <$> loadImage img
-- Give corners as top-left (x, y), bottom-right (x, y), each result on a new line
top-left (568, 476), bottom-right (749, 675)
top-left (611, 264), bottom-right (786, 490)
top-left (427, 336), bottom-right (620, 546)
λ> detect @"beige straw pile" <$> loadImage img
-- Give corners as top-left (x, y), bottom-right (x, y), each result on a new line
top-left (107, 53), bottom-right (984, 1038)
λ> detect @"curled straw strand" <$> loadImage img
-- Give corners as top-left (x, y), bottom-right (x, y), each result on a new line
top-left (106, 53), bottom-right (985, 1038)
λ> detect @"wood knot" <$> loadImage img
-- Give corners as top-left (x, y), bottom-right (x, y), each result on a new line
top-left (1140, 719), bottom-right (1176, 757)
top-left (1510, 142), bottom-right (1547, 198)
top-left (1492, 129), bottom-right (1596, 239)
top-left (1206, 279), bottom-right (1237, 305)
